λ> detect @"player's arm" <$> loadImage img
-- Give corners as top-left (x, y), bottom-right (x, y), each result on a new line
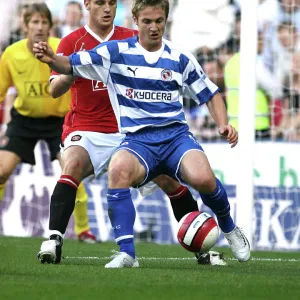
top-left (33, 41), bottom-right (72, 74)
top-left (0, 87), bottom-right (15, 137)
top-left (206, 93), bottom-right (228, 128)
top-left (50, 41), bottom-right (85, 98)
top-left (50, 75), bottom-right (75, 98)
top-left (183, 54), bottom-right (238, 148)
top-left (206, 93), bottom-right (238, 148)
top-left (3, 87), bottom-right (16, 124)
top-left (34, 41), bottom-right (109, 82)
top-left (0, 50), bottom-right (13, 103)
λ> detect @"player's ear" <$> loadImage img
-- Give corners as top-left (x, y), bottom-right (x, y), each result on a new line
top-left (84, 0), bottom-right (90, 10)
top-left (23, 23), bottom-right (29, 35)
top-left (132, 15), bottom-right (138, 26)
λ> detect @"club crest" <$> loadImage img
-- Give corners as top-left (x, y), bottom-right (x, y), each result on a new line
top-left (71, 135), bottom-right (82, 142)
top-left (161, 69), bottom-right (172, 81)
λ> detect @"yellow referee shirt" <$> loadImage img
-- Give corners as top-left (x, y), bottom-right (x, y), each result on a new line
top-left (0, 37), bottom-right (70, 118)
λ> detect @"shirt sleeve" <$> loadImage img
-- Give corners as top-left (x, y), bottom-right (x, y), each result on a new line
top-left (182, 52), bottom-right (219, 105)
top-left (51, 37), bottom-right (74, 79)
top-left (0, 50), bottom-right (13, 103)
top-left (69, 44), bottom-right (111, 84)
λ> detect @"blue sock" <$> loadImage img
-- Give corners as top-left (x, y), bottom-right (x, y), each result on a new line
top-left (199, 178), bottom-right (235, 233)
top-left (107, 188), bottom-right (136, 258)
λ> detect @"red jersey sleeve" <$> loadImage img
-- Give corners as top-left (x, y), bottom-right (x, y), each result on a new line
top-left (50, 36), bottom-right (76, 77)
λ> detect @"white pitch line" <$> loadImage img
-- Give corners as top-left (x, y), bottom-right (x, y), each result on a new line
top-left (65, 256), bottom-right (300, 263)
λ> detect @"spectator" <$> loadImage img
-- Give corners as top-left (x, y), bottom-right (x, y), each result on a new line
top-left (224, 31), bottom-right (276, 140)
top-left (45, 0), bottom-right (87, 36)
top-left (219, 10), bottom-right (241, 56)
top-left (273, 22), bottom-right (300, 85)
top-left (59, 1), bottom-right (84, 38)
top-left (276, 0), bottom-right (300, 34)
top-left (275, 53), bottom-right (300, 140)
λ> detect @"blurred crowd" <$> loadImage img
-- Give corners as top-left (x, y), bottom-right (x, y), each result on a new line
top-left (1, 0), bottom-right (300, 142)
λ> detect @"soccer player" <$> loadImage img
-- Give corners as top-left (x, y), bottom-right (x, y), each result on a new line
top-left (33, 0), bottom-right (251, 268)
top-left (0, 3), bottom-right (96, 243)
top-left (37, 0), bottom-right (210, 265)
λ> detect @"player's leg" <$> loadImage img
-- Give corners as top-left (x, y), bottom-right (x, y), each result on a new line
top-left (38, 131), bottom-right (124, 263)
top-left (38, 143), bottom-right (94, 264)
top-left (70, 132), bottom-right (125, 242)
top-left (51, 133), bottom-right (96, 237)
top-left (161, 128), bottom-right (250, 262)
top-left (0, 150), bottom-right (21, 201)
top-left (105, 149), bottom-right (148, 268)
top-left (0, 134), bottom-right (36, 201)
top-left (153, 174), bottom-right (225, 265)
top-left (56, 141), bottom-right (96, 243)
top-left (153, 175), bottom-right (198, 222)
top-left (74, 182), bottom-right (96, 243)
top-left (179, 150), bottom-right (250, 262)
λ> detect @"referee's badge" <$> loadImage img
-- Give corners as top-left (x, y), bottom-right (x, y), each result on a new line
top-left (161, 69), bottom-right (172, 81)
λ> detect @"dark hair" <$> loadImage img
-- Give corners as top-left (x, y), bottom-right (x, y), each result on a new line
top-left (24, 3), bottom-right (53, 28)
top-left (277, 21), bottom-right (297, 32)
top-left (132, 0), bottom-right (169, 20)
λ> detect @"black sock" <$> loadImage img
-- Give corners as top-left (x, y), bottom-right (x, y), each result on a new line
top-left (49, 178), bottom-right (78, 234)
top-left (168, 186), bottom-right (198, 222)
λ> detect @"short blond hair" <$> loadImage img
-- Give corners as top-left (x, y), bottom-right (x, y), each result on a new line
top-left (132, 0), bottom-right (169, 20)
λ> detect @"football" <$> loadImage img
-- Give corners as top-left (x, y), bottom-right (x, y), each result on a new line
top-left (177, 211), bottom-right (219, 253)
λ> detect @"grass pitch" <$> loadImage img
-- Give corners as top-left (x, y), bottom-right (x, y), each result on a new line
top-left (0, 236), bottom-right (300, 300)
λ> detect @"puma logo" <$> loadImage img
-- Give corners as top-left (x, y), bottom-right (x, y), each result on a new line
top-left (127, 67), bottom-right (138, 76)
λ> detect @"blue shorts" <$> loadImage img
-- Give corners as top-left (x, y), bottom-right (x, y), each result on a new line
top-left (117, 123), bottom-right (204, 187)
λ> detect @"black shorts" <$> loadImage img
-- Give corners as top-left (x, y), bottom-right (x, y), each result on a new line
top-left (0, 108), bottom-right (64, 165)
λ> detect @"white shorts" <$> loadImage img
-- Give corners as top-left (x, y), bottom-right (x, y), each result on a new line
top-left (61, 130), bottom-right (160, 196)
top-left (61, 131), bottom-right (125, 178)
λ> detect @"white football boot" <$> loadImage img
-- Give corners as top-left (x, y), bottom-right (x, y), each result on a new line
top-left (223, 227), bottom-right (251, 262)
top-left (105, 251), bottom-right (139, 268)
top-left (37, 238), bottom-right (62, 264)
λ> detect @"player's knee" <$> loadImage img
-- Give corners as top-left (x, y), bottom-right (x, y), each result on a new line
top-left (108, 164), bottom-right (130, 185)
top-left (108, 160), bottom-right (134, 186)
top-left (62, 157), bottom-right (85, 177)
top-left (190, 175), bottom-right (215, 194)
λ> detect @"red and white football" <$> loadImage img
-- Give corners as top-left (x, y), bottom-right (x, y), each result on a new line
top-left (177, 211), bottom-right (219, 253)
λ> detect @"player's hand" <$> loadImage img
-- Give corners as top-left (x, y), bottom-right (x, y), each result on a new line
top-left (33, 41), bottom-right (55, 64)
top-left (218, 125), bottom-right (238, 148)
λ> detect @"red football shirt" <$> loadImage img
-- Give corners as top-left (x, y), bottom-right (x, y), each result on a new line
top-left (51, 25), bottom-right (138, 141)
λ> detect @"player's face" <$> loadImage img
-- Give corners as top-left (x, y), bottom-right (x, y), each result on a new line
top-left (133, 6), bottom-right (166, 52)
top-left (85, 0), bottom-right (117, 29)
top-left (25, 13), bottom-right (50, 44)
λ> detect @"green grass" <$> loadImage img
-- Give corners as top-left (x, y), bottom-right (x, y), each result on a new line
top-left (0, 236), bottom-right (300, 300)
